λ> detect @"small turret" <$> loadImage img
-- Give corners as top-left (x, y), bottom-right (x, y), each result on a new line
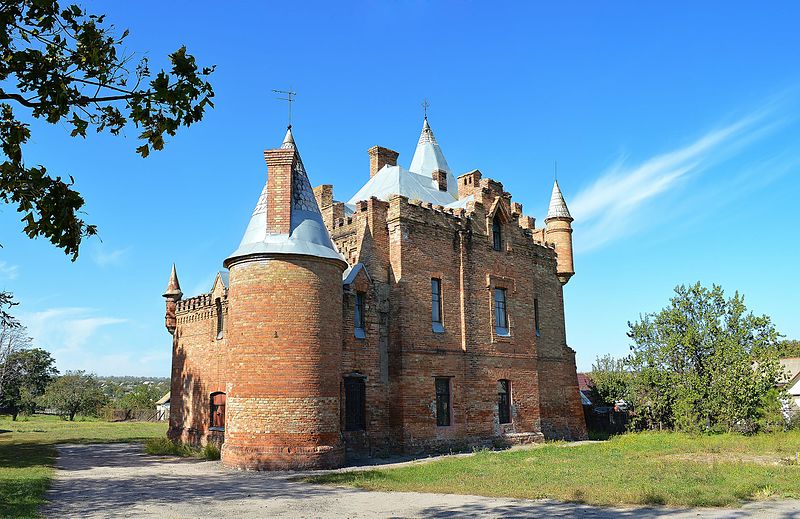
top-left (545, 180), bottom-right (575, 285)
top-left (163, 263), bottom-right (183, 334)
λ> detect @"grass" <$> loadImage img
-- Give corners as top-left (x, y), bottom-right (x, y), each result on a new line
top-left (144, 436), bottom-right (220, 460)
top-left (306, 431), bottom-right (800, 507)
top-left (0, 414), bottom-right (167, 518)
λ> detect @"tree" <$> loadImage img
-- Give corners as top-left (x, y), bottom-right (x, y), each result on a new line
top-left (0, 346), bottom-right (58, 420)
top-left (0, 2), bottom-right (214, 259)
top-left (116, 382), bottom-right (164, 417)
top-left (775, 340), bottom-right (800, 358)
top-left (39, 370), bottom-right (107, 420)
top-left (588, 354), bottom-right (632, 407)
top-left (626, 283), bottom-right (785, 433)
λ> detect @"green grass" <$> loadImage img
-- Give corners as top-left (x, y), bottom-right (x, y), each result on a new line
top-left (144, 436), bottom-right (220, 460)
top-left (307, 431), bottom-right (800, 507)
top-left (0, 414), bottom-right (167, 518)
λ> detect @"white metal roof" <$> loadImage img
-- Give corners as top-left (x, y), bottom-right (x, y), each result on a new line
top-left (546, 180), bottom-right (572, 220)
top-left (408, 118), bottom-right (458, 198)
top-left (347, 164), bottom-right (456, 207)
top-left (226, 127), bottom-right (346, 265)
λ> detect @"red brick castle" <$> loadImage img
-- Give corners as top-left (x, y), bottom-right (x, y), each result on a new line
top-left (163, 118), bottom-right (587, 470)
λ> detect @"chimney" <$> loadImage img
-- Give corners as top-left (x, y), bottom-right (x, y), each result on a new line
top-left (457, 169), bottom-right (482, 199)
top-left (433, 169), bottom-right (448, 192)
top-left (263, 130), bottom-right (297, 235)
top-left (368, 146), bottom-right (399, 178)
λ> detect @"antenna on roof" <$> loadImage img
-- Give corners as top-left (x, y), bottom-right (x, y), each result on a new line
top-left (422, 98), bottom-right (430, 120)
top-left (554, 160), bottom-right (558, 181)
top-left (272, 88), bottom-right (297, 128)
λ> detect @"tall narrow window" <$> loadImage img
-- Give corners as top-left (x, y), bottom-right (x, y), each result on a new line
top-left (431, 278), bottom-right (443, 332)
top-left (215, 298), bottom-right (224, 339)
top-left (435, 377), bottom-right (451, 426)
top-left (498, 380), bottom-right (511, 424)
top-left (210, 392), bottom-right (226, 430)
top-left (492, 219), bottom-right (502, 251)
top-left (494, 288), bottom-right (509, 336)
top-left (534, 297), bottom-right (541, 337)
top-left (354, 292), bottom-right (366, 338)
top-left (344, 377), bottom-right (366, 431)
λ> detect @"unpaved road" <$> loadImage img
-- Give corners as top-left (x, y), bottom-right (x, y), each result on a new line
top-left (42, 443), bottom-right (800, 518)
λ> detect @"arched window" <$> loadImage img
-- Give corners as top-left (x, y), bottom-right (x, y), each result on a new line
top-left (210, 392), bottom-right (226, 430)
top-left (492, 218), bottom-right (502, 251)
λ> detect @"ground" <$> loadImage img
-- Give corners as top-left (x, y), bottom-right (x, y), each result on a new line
top-left (38, 442), bottom-right (800, 518)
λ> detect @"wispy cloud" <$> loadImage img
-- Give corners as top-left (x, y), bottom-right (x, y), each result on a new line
top-left (570, 107), bottom-right (783, 252)
top-left (0, 261), bottom-right (19, 280)
top-left (20, 307), bottom-right (127, 354)
top-left (91, 246), bottom-right (130, 267)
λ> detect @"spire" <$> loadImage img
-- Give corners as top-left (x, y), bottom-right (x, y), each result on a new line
top-left (224, 127), bottom-right (346, 267)
top-left (408, 117), bottom-right (457, 197)
top-left (163, 263), bottom-right (183, 299)
top-left (546, 180), bottom-right (572, 221)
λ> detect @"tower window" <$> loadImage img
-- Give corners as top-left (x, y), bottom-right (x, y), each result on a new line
top-left (435, 377), bottom-right (451, 426)
top-left (498, 380), bottom-right (511, 424)
top-left (492, 219), bottom-right (502, 251)
top-left (210, 392), bottom-right (226, 430)
top-left (534, 297), bottom-right (541, 337)
top-left (215, 298), bottom-right (224, 339)
top-left (431, 278), bottom-right (444, 332)
top-left (494, 288), bottom-right (509, 336)
top-left (354, 292), bottom-right (366, 338)
top-left (344, 377), bottom-right (366, 431)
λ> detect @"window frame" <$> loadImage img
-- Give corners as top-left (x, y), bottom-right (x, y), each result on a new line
top-left (492, 218), bottom-right (502, 251)
top-left (343, 376), bottom-right (367, 431)
top-left (434, 377), bottom-right (452, 427)
top-left (209, 392), bottom-right (226, 431)
top-left (498, 380), bottom-right (511, 424)
top-left (534, 297), bottom-right (541, 337)
top-left (215, 297), bottom-right (224, 340)
top-left (431, 278), bottom-right (444, 333)
top-left (494, 287), bottom-right (509, 336)
top-left (354, 291), bottom-right (366, 339)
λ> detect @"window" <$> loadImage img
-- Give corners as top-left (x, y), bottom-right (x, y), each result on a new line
top-left (498, 380), bottom-right (511, 424)
top-left (215, 298), bottom-right (224, 339)
top-left (344, 377), bottom-right (366, 431)
top-left (534, 298), bottom-right (541, 337)
top-left (435, 377), bottom-right (451, 426)
top-left (431, 278), bottom-right (443, 332)
top-left (492, 219), bottom-right (502, 251)
top-left (494, 288), bottom-right (509, 336)
top-left (354, 292), bottom-right (366, 338)
top-left (210, 392), bottom-right (226, 430)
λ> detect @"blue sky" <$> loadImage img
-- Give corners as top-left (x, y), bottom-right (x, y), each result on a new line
top-left (1, 1), bottom-right (799, 375)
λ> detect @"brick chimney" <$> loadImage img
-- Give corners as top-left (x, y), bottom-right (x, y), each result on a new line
top-left (433, 169), bottom-right (448, 192)
top-left (368, 146), bottom-right (399, 178)
top-left (457, 169), bottom-right (482, 199)
top-left (263, 128), bottom-right (297, 235)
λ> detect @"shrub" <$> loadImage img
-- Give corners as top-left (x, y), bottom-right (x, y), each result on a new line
top-left (144, 436), bottom-right (220, 460)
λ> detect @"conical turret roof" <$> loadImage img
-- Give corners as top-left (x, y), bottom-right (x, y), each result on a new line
top-left (163, 263), bottom-right (182, 298)
top-left (408, 118), bottom-right (457, 197)
top-left (546, 180), bottom-right (572, 220)
top-left (225, 127), bottom-right (346, 266)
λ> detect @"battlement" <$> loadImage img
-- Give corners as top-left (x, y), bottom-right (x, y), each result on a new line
top-left (176, 293), bottom-right (214, 313)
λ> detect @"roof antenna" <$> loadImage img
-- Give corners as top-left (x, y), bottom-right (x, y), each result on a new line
top-left (272, 88), bottom-right (296, 128)
top-left (422, 98), bottom-right (430, 120)
top-left (554, 160), bottom-right (558, 182)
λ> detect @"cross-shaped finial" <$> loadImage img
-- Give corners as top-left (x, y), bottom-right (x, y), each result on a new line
top-left (273, 89), bottom-right (297, 128)
top-left (422, 98), bottom-right (430, 119)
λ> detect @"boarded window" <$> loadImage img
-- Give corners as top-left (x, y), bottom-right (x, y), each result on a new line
top-left (534, 297), bottom-right (541, 337)
top-left (344, 377), bottom-right (366, 431)
top-left (210, 392), bottom-right (226, 429)
top-left (492, 219), bottom-right (502, 251)
top-left (354, 292), bottom-right (366, 336)
top-left (435, 377), bottom-right (451, 426)
top-left (494, 288), bottom-right (509, 336)
top-left (431, 278), bottom-right (443, 325)
top-left (498, 380), bottom-right (511, 424)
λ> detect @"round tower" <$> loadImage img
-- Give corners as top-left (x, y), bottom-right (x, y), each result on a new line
top-left (544, 180), bottom-right (575, 285)
top-left (221, 127), bottom-right (348, 470)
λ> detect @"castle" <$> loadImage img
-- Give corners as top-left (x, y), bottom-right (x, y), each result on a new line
top-left (163, 117), bottom-right (587, 470)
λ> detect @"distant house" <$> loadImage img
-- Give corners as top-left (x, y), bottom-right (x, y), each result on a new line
top-left (156, 392), bottom-right (170, 421)
top-left (780, 358), bottom-right (800, 415)
top-left (576, 373), bottom-right (593, 405)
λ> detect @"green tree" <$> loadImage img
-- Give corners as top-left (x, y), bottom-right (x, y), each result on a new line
top-left (117, 383), bottom-right (164, 414)
top-left (39, 370), bottom-right (107, 420)
top-left (626, 283), bottom-right (785, 433)
top-left (0, 346), bottom-right (58, 420)
top-left (588, 354), bottom-right (632, 406)
top-left (0, 1), bottom-right (214, 259)
top-left (775, 340), bottom-right (800, 358)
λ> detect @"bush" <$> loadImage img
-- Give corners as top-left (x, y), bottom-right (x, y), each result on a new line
top-left (203, 443), bottom-right (221, 460)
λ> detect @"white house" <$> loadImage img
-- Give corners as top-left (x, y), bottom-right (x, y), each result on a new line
top-left (155, 392), bottom-right (170, 421)
top-left (780, 358), bottom-right (800, 416)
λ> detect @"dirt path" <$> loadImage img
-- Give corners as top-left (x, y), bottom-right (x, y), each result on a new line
top-left (42, 443), bottom-right (800, 518)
